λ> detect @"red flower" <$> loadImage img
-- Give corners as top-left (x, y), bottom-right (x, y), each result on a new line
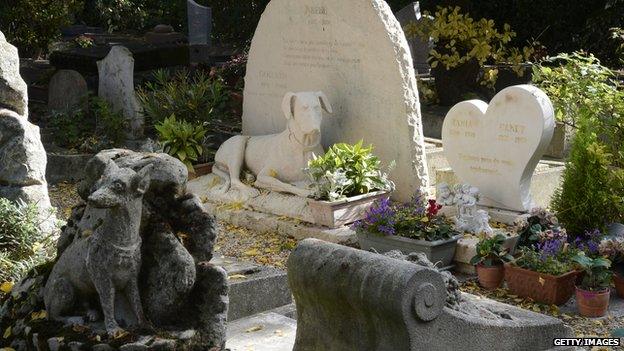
top-left (427, 199), bottom-right (442, 217)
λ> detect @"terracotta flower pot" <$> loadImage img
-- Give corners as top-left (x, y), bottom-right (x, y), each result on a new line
top-left (476, 264), bottom-right (505, 290)
top-left (575, 287), bottom-right (610, 317)
top-left (614, 273), bottom-right (624, 299)
top-left (504, 263), bottom-right (578, 305)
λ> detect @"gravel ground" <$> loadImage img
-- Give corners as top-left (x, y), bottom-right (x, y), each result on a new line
top-left (48, 182), bottom-right (81, 220)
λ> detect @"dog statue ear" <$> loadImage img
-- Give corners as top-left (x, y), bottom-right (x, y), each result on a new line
top-left (282, 92), bottom-right (297, 120)
top-left (317, 91), bottom-right (333, 114)
top-left (133, 164), bottom-right (153, 195)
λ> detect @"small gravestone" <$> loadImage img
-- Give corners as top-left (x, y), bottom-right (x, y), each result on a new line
top-left (187, 0), bottom-right (212, 64)
top-left (243, 0), bottom-right (430, 202)
top-left (441, 85), bottom-right (555, 212)
top-left (395, 2), bottom-right (432, 74)
top-left (97, 46), bottom-right (143, 139)
top-left (48, 70), bottom-right (88, 112)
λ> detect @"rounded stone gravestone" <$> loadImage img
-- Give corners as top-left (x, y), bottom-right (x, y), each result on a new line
top-left (48, 69), bottom-right (88, 112)
top-left (243, 0), bottom-right (430, 201)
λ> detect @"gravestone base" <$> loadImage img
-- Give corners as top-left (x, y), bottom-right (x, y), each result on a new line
top-left (188, 174), bottom-right (357, 244)
top-left (435, 159), bottom-right (565, 212)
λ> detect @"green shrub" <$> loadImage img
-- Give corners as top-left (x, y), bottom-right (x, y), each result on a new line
top-left (535, 53), bottom-right (624, 236)
top-left (137, 69), bottom-right (232, 129)
top-left (47, 96), bottom-right (126, 153)
top-left (551, 128), bottom-right (624, 236)
top-left (155, 115), bottom-right (206, 171)
top-left (0, 0), bottom-right (83, 57)
top-left (0, 198), bottom-right (54, 283)
top-left (305, 141), bottom-right (394, 201)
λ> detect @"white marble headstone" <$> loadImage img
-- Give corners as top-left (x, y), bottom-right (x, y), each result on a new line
top-left (441, 85), bottom-right (555, 212)
top-left (242, 0), bottom-right (430, 202)
top-left (97, 46), bottom-right (143, 139)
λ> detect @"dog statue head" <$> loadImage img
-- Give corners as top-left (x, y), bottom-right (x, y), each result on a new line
top-left (88, 160), bottom-right (153, 208)
top-left (282, 91), bottom-right (333, 147)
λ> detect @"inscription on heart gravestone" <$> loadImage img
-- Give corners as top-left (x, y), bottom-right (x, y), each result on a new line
top-left (441, 85), bottom-right (555, 212)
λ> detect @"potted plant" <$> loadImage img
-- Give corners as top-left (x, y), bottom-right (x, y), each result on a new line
top-left (505, 243), bottom-right (578, 305)
top-left (155, 114), bottom-right (207, 177)
top-left (353, 193), bottom-right (461, 269)
top-left (573, 254), bottom-right (613, 317)
top-left (599, 236), bottom-right (624, 298)
top-left (404, 6), bottom-right (534, 105)
top-left (305, 141), bottom-right (394, 228)
top-left (470, 234), bottom-right (514, 289)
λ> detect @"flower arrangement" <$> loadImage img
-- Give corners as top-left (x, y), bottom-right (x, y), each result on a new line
top-left (599, 236), bottom-right (624, 274)
top-left (513, 208), bottom-right (563, 250)
top-left (352, 193), bottom-right (458, 242)
top-left (513, 247), bottom-right (576, 277)
top-left (305, 141), bottom-right (394, 201)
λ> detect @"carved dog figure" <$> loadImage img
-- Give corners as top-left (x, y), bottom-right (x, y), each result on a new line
top-left (44, 160), bottom-right (152, 336)
top-left (213, 91), bottom-right (332, 198)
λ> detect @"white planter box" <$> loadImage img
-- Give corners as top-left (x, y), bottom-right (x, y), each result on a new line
top-left (307, 191), bottom-right (390, 228)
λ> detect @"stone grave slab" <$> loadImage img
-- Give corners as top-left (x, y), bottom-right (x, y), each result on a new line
top-left (243, 0), bottom-right (430, 202)
top-left (442, 85), bottom-right (555, 212)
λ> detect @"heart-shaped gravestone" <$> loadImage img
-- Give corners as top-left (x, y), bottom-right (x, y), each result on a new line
top-left (442, 85), bottom-right (555, 212)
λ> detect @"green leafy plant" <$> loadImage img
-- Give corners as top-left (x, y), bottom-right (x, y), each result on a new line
top-left (404, 6), bottom-right (534, 72)
top-left (470, 234), bottom-right (513, 267)
top-left (0, 0), bottom-right (83, 57)
top-left (47, 96), bottom-right (126, 153)
top-left (138, 69), bottom-right (233, 128)
top-left (535, 53), bottom-right (624, 236)
top-left (305, 141), bottom-right (394, 201)
top-left (155, 115), bottom-right (206, 171)
top-left (0, 199), bottom-right (54, 283)
top-left (573, 254), bottom-right (613, 291)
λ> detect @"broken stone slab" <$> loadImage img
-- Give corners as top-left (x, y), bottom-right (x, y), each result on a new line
top-left (226, 264), bottom-right (292, 321)
top-left (288, 238), bottom-right (573, 351)
top-left (226, 312), bottom-right (296, 351)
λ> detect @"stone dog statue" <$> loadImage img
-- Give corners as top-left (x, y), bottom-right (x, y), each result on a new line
top-left (213, 91), bottom-right (332, 198)
top-left (44, 160), bottom-right (153, 336)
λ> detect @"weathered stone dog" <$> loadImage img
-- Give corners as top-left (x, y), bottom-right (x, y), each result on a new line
top-left (44, 160), bottom-right (152, 336)
top-left (213, 91), bottom-right (332, 198)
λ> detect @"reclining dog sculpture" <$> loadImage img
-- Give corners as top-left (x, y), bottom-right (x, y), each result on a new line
top-left (44, 160), bottom-right (152, 336)
top-left (213, 91), bottom-right (332, 198)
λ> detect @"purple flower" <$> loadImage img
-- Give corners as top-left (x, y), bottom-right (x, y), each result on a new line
top-left (537, 239), bottom-right (564, 261)
top-left (573, 229), bottom-right (603, 255)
